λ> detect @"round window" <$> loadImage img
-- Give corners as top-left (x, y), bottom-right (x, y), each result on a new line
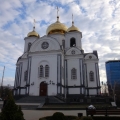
top-left (41, 42), bottom-right (49, 49)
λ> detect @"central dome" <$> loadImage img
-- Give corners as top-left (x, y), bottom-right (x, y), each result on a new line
top-left (46, 17), bottom-right (68, 35)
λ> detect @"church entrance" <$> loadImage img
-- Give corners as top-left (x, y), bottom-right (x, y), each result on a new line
top-left (40, 82), bottom-right (47, 96)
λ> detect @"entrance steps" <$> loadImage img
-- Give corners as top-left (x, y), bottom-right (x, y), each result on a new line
top-left (15, 96), bottom-right (64, 103)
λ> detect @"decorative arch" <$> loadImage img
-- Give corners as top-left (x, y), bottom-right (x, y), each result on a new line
top-left (84, 54), bottom-right (97, 59)
top-left (30, 36), bottom-right (61, 52)
top-left (66, 47), bottom-right (81, 55)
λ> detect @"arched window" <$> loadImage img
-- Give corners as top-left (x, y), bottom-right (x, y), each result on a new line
top-left (89, 71), bottom-right (94, 81)
top-left (24, 70), bottom-right (28, 81)
top-left (71, 68), bottom-right (77, 79)
top-left (40, 65), bottom-right (44, 77)
top-left (28, 43), bottom-right (31, 51)
top-left (45, 65), bottom-right (49, 77)
top-left (70, 38), bottom-right (76, 47)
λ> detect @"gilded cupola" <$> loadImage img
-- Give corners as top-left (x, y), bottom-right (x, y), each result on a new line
top-left (46, 7), bottom-right (68, 35)
top-left (67, 14), bottom-right (80, 32)
top-left (27, 19), bottom-right (39, 37)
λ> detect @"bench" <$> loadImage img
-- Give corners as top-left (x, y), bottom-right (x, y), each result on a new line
top-left (86, 109), bottom-right (120, 116)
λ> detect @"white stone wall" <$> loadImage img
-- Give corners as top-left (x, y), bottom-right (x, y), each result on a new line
top-left (24, 37), bottom-right (38, 53)
top-left (29, 54), bottom-right (58, 96)
top-left (69, 88), bottom-right (80, 94)
top-left (89, 89), bottom-right (97, 95)
top-left (67, 58), bottom-right (80, 86)
top-left (85, 61), bottom-right (98, 88)
top-left (67, 58), bottom-right (81, 94)
top-left (48, 34), bottom-right (65, 45)
top-left (65, 32), bottom-right (82, 49)
top-left (14, 31), bottom-right (100, 97)
top-left (21, 89), bottom-right (26, 95)
top-left (20, 59), bottom-right (28, 87)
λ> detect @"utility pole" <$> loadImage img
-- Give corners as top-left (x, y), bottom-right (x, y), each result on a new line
top-left (0, 66), bottom-right (5, 98)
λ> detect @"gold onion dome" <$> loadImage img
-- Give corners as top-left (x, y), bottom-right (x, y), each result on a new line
top-left (46, 16), bottom-right (68, 35)
top-left (27, 27), bottom-right (39, 37)
top-left (67, 21), bottom-right (80, 32)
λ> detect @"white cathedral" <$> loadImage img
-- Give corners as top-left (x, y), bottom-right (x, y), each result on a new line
top-left (14, 14), bottom-right (101, 99)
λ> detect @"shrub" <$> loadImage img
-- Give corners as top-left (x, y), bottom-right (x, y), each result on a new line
top-left (0, 91), bottom-right (25, 120)
top-left (39, 116), bottom-right (51, 120)
top-left (80, 116), bottom-right (93, 120)
top-left (51, 112), bottom-right (65, 120)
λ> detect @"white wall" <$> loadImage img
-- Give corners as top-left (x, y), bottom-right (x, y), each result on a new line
top-left (67, 58), bottom-right (80, 86)
top-left (24, 37), bottom-right (38, 53)
top-left (48, 34), bottom-right (65, 45)
top-left (65, 32), bottom-right (82, 49)
top-left (21, 89), bottom-right (25, 95)
top-left (69, 88), bottom-right (80, 94)
top-left (85, 61), bottom-right (98, 87)
top-left (20, 59), bottom-right (28, 87)
top-left (89, 89), bottom-right (97, 95)
top-left (29, 54), bottom-right (58, 96)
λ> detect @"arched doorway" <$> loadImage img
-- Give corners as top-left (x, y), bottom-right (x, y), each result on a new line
top-left (40, 82), bottom-right (47, 96)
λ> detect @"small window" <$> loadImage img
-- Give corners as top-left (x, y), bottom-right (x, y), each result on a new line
top-left (62, 40), bottom-right (65, 49)
top-left (70, 38), bottom-right (76, 47)
top-left (71, 68), bottom-right (77, 79)
top-left (45, 65), bottom-right (49, 77)
top-left (24, 70), bottom-right (28, 81)
top-left (89, 71), bottom-right (94, 81)
top-left (28, 43), bottom-right (31, 51)
top-left (40, 65), bottom-right (44, 77)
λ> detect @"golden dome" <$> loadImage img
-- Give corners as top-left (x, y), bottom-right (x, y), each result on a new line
top-left (46, 17), bottom-right (68, 35)
top-left (27, 27), bottom-right (39, 37)
top-left (67, 14), bottom-right (80, 32)
top-left (67, 24), bottom-right (80, 32)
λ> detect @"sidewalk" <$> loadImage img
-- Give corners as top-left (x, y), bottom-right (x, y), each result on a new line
top-left (23, 110), bottom-right (86, 120)
top-left (0, 109), bottom-right (86, 120)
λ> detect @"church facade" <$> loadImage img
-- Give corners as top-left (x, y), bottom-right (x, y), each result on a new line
top-left (14, 15), bottom-right (101, 99)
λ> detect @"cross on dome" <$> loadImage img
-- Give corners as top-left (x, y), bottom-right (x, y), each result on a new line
top-left (33, 19), bottom-right (36, 31)
top-left (72, 14), bottom-right (74, 25)
top-left (56, 6), bottom-right (59, 21)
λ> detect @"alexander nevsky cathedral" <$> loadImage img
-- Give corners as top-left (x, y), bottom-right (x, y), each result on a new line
top-left (13, 11), bottom-right (101, 99)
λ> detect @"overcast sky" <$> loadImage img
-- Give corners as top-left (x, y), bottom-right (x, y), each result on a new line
top-left (0, 0), bottom-right (120, 86)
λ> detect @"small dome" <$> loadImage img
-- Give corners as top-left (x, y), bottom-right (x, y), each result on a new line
top-left (27, 27), bottom-right (39, 37)
top-left (46, 17), bottom-right (68, 35)
top-left (67, 24), bottom-right (80, 32)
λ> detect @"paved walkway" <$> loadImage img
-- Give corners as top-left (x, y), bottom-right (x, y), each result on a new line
top-left (0, 109), bottom-right (86, 120)
top-left (0, 101), bottom-right (86, 120)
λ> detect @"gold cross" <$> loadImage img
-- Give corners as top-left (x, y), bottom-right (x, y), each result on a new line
top-left (34, 19), bottom-right (36, 27)
top-left (57, 6), bottom-right (59, 16)
top-left (72, 14), bottom-right (73, 22)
